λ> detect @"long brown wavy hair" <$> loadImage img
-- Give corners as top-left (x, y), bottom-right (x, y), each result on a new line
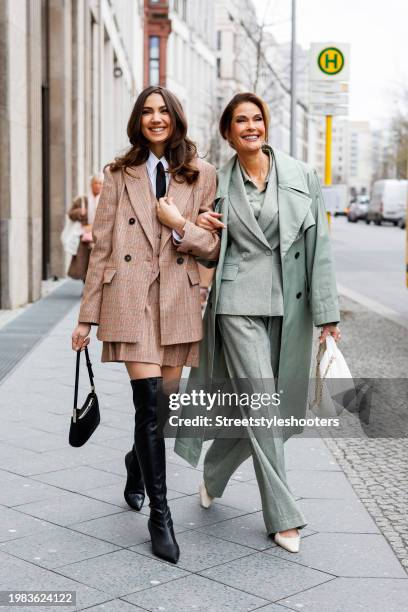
top-left (110, 86), bottom-right (199, 184)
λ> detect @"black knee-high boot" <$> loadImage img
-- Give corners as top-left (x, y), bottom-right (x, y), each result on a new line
top-left (130, 377), bottom-right (179, 564)
top-left (124, 444), bottom-right (145, 511)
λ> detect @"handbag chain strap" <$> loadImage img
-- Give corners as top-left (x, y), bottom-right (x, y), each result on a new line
top-left (312, 340), bottom-right (335, 408)
top-left (73, 347), bottom-right (95, 420)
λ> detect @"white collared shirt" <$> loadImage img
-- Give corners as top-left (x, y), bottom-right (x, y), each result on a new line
top-left (146, 151), bottom-right (170, 195)
top-left (146, 150), bottom-right (184, 242)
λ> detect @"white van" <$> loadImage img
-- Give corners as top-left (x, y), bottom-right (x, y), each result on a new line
top-left (367, 180), bottom-right (408, 225)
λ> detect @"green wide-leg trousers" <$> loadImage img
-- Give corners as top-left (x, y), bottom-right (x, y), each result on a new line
top-left (203, 315), bottom-right (307, 534)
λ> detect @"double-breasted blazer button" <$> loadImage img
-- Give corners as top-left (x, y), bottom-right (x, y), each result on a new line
top-left (176, 257), bottom-right (184, 264)
top-left (295, 251), bottom-right (300, 259)
top-left (265, 251), bottom-right (272, 256)
top-left (129, 217), bottom-right (135, 225)
top-left (296, 291), bottom-right (302, 299)
top-left (124, 254), bottom-right (132, 262)
top-left (158, 233), bottom-right (161, 239)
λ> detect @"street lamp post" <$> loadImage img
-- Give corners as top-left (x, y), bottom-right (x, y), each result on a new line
top-left (290, 0), bottom-right (297, 158)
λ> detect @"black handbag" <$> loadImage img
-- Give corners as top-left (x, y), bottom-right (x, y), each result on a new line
top-left (69, 347), bottom-right (100, 447)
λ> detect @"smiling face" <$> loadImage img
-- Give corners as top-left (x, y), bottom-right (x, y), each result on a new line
top-left (226, 101), bottom-right (266, 154)
top-left (141, 92), bottom-right (172, 151)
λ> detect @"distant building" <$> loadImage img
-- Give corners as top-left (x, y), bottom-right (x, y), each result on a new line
top-left (348, 121), bottom-right (372, 195)
top-left (144, 0), bottom-right (217, 157)
top-left (0, 0), bottom-right (143, 310)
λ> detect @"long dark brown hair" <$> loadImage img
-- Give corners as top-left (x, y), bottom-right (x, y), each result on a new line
top-left (110, 86), bottom-right (199, 184)
top-left (219, 92), bottom-right (270, 142)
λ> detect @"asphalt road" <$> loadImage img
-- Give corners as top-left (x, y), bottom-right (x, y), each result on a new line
top-left (330, 215), bottom-right (408, 327)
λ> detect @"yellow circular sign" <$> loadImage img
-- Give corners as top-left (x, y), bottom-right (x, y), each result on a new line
top-left (318, 47), bottom-right (345, 75)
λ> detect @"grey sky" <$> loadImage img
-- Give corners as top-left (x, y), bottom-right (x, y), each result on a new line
top-left (254, 0), bottom-right (408, 126)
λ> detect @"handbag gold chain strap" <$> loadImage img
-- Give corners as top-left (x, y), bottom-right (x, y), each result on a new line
top-left (311, 340), bottom-right (335, 408)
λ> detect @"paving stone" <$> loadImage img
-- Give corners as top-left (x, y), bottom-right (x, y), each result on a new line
top-left (69, 510), bottom-right (156, 547)
top-left (199, 552), bottom-right (334, 601)
top-left (55, 549), bottom-right (188, 598)
top-left (287, 469), bottom-right (358, 499)
top-left (199, 511), bottom-right (315, 551)
top-left (250, 605), bottom-right (292, 611)
top-left (92, 435), bottom-right (133, 452)
top-left (285, 437), bottom-right (341, 471)
top-left (297, 497), bottom-right (380, 533)
top-left (32, 465), bottom-right (123, 493)
top-left (0, 523), bottom-right (119, 569)
top-left (0, 551), bottom-right (107, 610)
top-left (36, 444), bottom-right (126, 472)
top-left (230, 458), bottom-right (257, 482)
top-left (14, 491), bottom-right (125, 527)
top-left (0, 447), bottom-right (67, 476)
top-left (123, 574), bottom-right (269, 611)
top-left (131, 529), bottom-right (253, 572)
top-left (277, 577), bottom-right (408, 612)
top-left (86, 482), bottom-right (183, 508)
top-left (0, 476), bottom-right (63, 507)
top-left (138, 493), bottom-right (245, 529)
top-left (0, 506), bottom-right (50, 542)
top-left (84, 601), bottom-right (146, 611)
top-left (165, 465), bottom-right (204, 494)
top-left (267, 532), bottom-right (406, 578)
top-left (5, 432), bottom-right (70, 453)
top-left (213, 481), bottom-right (263, 513)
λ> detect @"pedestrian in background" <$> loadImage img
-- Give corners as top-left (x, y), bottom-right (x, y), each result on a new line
top-left (175, 92), bottom-right (341, 554)
top-left (71, 86), bottom-right (220, 564)
top-left (67, 174), bottom-right (104, 282)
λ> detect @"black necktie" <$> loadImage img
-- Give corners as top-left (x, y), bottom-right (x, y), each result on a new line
top-left (156, 161), bottom-right (166, 199)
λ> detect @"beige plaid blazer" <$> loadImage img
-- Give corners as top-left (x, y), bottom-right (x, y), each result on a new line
top-left (78, 158), bottom-right (219, 345)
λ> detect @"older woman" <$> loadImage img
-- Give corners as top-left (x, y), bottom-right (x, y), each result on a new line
top-left (174, 92), bottom-right (341, 553)
top-left (67, 174), bottom-right (103, 281)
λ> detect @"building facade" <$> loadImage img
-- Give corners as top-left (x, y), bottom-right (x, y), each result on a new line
top-left (0, 0), bottom-right (143, 310)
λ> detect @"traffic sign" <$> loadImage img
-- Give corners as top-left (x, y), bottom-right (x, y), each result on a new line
top-left (310, 93), bottom-right (349, 106)
top-left (309, 103), bottom-right (348, 117)
top-left (310, 81), bottom-right (349, 94)
top-left (310, 43), bottom-right (350, 81)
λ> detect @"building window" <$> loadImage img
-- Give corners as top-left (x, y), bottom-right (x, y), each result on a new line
top-left (216, 57), bottom-right (221, 78)
top-left (217, 31), bottom-right (222, 50)
top-left (149, 36), bottom-right (160, 85)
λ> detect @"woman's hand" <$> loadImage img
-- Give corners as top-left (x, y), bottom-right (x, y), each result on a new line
top-left (156, 197), bottom-right (186, 235)
top-left (196, 211), bottom-right (225, 232)
top-left (72, 323), bottom-right (91, 352)
top-left (319, 324), bottom-right (341, 344)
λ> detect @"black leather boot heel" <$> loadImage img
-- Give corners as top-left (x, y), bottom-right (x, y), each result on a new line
top-left (131, 377), bottom-right (179, 564)
top-left (124, 446), bottom-right (145, 511)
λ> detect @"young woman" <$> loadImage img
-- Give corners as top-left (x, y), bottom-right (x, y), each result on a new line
top-left (71, 86), bottom-right (220, 564)
top-left (174, 92), bottom-right (341, 553)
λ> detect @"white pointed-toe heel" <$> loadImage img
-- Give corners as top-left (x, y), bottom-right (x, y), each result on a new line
top-left (199, 482), bottom-right (214, 509)
top-left (274, 530), bottom-right (300, 553)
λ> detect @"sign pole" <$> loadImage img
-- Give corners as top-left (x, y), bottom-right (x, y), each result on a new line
top-left (325, 114), bottom-right (333, 227)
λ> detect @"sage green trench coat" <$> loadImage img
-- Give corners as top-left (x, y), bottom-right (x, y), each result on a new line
top-left (174, 148), bottom-right (340, 467)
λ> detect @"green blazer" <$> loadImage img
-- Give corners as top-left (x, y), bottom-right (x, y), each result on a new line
top-left (174, 147), bottom-right (340, 467)
top-left (216, 151), bottom-right (283, 315)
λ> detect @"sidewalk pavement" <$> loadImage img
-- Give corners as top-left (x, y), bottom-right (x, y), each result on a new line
top-left (0, 281), bottom-right (407, 611)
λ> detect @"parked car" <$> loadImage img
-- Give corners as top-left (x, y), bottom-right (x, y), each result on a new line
top-left (398, 211), bottom-right (406, 229)
top-left (347, 195), bottom-right (370, 222)
top-left (366, 180), bottom-right (408, 226)
top-left (322, 184), bottom-right (348, 216)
